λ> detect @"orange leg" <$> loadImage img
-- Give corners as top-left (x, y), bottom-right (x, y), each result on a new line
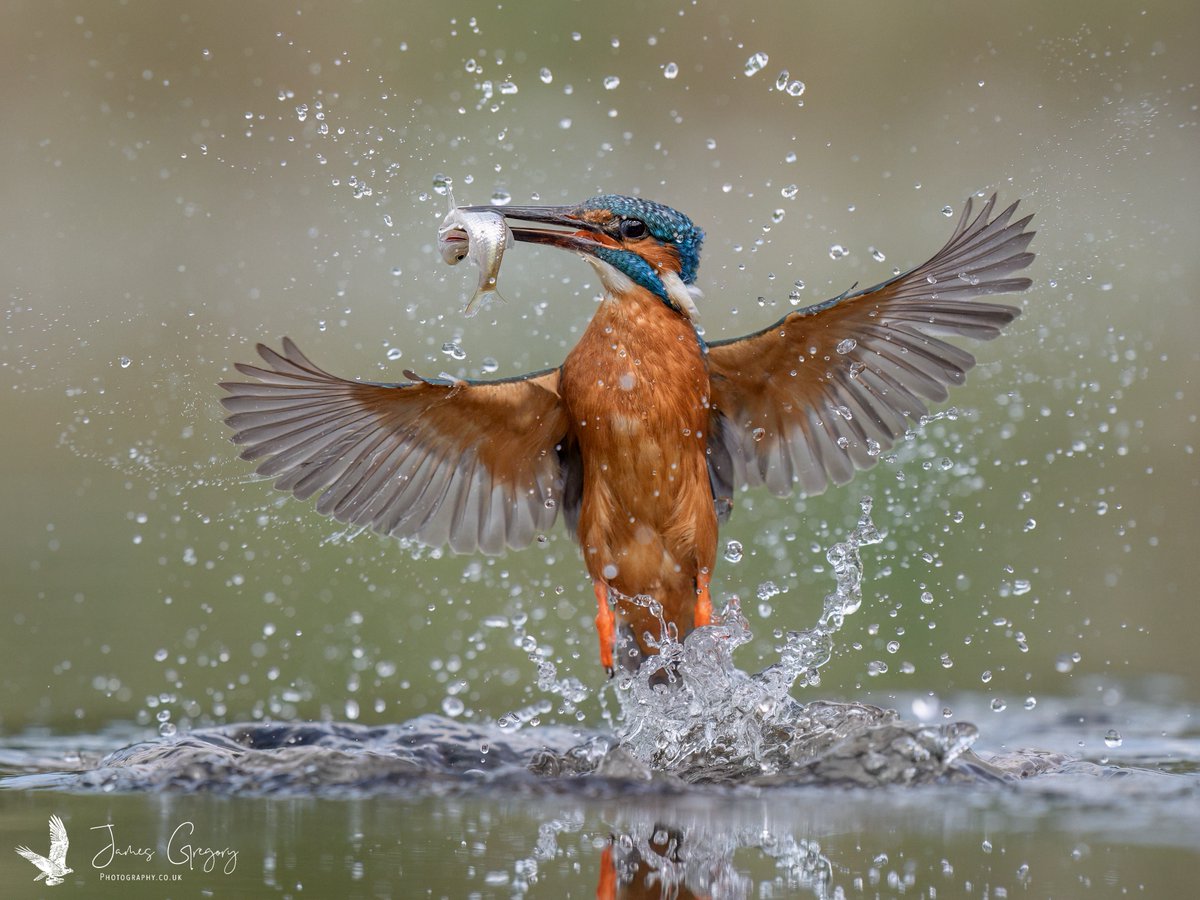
top-left (596, 843), bottom-right (616, 900)
top-left (694, 570), bottom-right (713, 629)
top-left (594, 580), bottom-right (615, 676)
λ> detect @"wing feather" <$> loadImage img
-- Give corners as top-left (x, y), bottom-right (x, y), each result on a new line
top-left (221, 339), bottom-right (568, 554)
top-left (48, 815), bottom-right (69, 864)
top-left (707, 195), bottom-right (1035, 497)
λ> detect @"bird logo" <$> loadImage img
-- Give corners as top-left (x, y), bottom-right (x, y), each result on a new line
top-left (14, 815), bottom-right (73, 885)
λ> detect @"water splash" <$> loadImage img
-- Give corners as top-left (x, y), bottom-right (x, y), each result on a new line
top-left (3, 497), bottom-right (1126, 795)
top-left (606, 498), bottom-right (940, 783)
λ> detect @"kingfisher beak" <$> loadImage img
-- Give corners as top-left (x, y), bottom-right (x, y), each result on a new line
top-left (459, 205), bottom-right (610, 254)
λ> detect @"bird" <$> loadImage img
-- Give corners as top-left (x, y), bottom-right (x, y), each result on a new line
top-left (14, 814), bottom-right (73, 884)
top-left (221, 193), bottom-right (1035, 676)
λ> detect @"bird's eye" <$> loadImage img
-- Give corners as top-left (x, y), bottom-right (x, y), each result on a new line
top-left (618, 218), bottom-right (648, 239)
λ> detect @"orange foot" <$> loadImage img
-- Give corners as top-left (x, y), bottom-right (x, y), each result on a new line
top-left (594, 581), bottom-right (615, 676)
top-left (694, 570), bottom-right (712, 629)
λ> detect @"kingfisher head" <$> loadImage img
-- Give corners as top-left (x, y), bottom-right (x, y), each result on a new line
top-left (462, 194), bottom-right (705, 316)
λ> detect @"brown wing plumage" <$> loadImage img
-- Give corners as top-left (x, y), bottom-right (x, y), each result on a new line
top-left (220, 338), bottom-right (568, 554)
top-left (706, 194), bottom-right (1036, 497)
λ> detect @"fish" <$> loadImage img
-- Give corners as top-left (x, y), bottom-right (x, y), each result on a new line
top-left (437, 191), bottom-right (514, 317)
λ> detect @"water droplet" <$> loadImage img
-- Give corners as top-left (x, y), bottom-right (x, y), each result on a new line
top-left (771, 208), bottom-right (785, 223)
top-left (539, 67), bottom-right (552, 84)
top-left (498, 81), bottom-right (518, 95)
top-left (921, 591), bottom-right (935, 605)
top-left (1104, 729), bottom-right (1122, 748)
top-left (781, 183), bottom-right (798, 200)
top-left (1024, 696), bottom-right (1038, 710)
top-left (940, 652), bottom-right (954, 668)
top-left (481, 356), bottom-right (499, 374)
top-left (1023, 518), bottom-right (1037, 532)
top-left (941, 205), bottom-right (955, 217)
top-left (775, 70), bottom-right (790, 90)
top-left (153, 648), bottom-right (168, 662)
top-left (744, 52), bottom-right (769, 77)
top-left (442, 696), bottom-right (465, 717)
top-left (866, 660), bottom-right (888, 676)
top-left (1055, 653), bottom-right (1075, 673)
top-left (752, 427), bottom-right (767, 442)
top-left (886, 640), bottom-right (900, 653)
top-left (836, 338), bottom-right (857, 355)
top-left (870, 246), bottom-right (886, 262)
top-left (990, 698), bottom-right (1007, 712)
top-left (158, 722), bottom-right (177, 737)
top-left (386, 347), bottom-right (403, 361)
top-left (756, 581), bottom-right (781, 602)
top-left (118, 356), bottom-right (132, 368)
top-left (980, 669), bottom-right (993, 684)
top-left (786, 80), bottom-right (806, 98)
top-left (828, 244), bottom-right (848, 260)
top-left (432, 173), bottom-right (453, 195)
top-left (663, 62), bottom-right (678, 79)
top-left (603, 75), bottom-right (620, 90)
top-left (441, 341), bottom-right (467, 360)
top-left (490, 189), bottom-right (511, 206)
top-left (724, 540), bottom-right (744, 563)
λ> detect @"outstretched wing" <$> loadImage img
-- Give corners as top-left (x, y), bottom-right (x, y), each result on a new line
top-left (706, 195), bottom-right (1035, 497)
top-left (221, 338), bottom-right (568, 554)
top-left (14, 846), bottom-right (53, 873)
top-left (47, 816), bottom-right (68, 866)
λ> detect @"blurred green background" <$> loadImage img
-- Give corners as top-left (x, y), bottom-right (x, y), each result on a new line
top-left (2, 0), bottom-right (1197, 736)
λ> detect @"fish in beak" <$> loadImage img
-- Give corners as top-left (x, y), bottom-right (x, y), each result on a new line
top-left (439, 199), bottom-right (618, 316)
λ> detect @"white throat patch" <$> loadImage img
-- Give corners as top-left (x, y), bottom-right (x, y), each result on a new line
top-left (585, 256), bottom-right (702, 320)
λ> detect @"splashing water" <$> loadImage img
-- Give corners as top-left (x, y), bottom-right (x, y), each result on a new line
top-left (605, 498), bottom-right (954, 783)
top-left (3, 498), bottom-right (1026, 793)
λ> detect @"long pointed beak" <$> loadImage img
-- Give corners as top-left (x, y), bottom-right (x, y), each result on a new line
top-left (460, 205), bottom-right (609, 254)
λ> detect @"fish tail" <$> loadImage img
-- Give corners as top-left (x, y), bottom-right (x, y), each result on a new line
top-left (463, 286), bottom-right (506, 318)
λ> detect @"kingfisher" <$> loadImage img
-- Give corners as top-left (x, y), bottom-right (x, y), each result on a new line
top-left (221, 193), bottom-right (1035, 676)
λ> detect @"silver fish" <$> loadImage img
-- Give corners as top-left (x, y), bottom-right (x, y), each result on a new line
top-left (437, 192), bottom-right (513, 317)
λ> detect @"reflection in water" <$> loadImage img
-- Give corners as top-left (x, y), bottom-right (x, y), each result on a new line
top-left (596, 820), bottom-right (832, 900)
top-left (1, 700), bottom-right (1196, 898)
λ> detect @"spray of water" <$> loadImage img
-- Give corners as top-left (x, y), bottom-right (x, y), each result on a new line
top-left (607, 497), bottom-right (969, 782)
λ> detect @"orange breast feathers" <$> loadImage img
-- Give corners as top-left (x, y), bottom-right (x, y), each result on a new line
top-left (560, 292), bottom-right (718, 644)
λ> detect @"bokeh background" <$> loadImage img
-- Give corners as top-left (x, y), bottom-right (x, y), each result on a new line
top-left (3, 0), bottom-right (1197, 737)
